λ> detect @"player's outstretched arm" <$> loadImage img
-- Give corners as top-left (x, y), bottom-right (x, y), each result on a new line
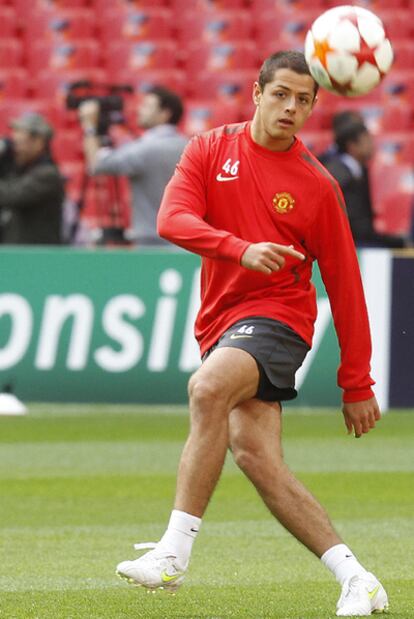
top-left (240, 242), bottom-right (305, 275)
top-left (342, 396), bottom-right (381, 438)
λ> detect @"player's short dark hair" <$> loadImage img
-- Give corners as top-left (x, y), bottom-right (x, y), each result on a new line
top-left (335, 121), bottom-right (369, 152)
top-left (148, 86), bottom-right (184, 125)
top-left (258, 50), bottom-right (319, 98)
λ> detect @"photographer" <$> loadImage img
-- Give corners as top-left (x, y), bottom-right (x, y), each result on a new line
top-left (0, 113), bottom-right (64, 245)
top-left (78, 86), bottom-right (188, 246)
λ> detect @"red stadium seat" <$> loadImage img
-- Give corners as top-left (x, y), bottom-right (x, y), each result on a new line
top-left (98, 8), bottom-right (173, 44)
top-left (182, 98), bottom-right (242, 135)
top-left (391, 40), bottom-right (414, 71)
top-left (33, 69), bottom-right (108, 102)
top-left (299, 131), bottom-right (333, 158)
top-left (325, 0), bottom-right (409, 7)
top-left (172, 0), bottom-right (247, 10)
top-left (0, 69), bottom-right (29, 100)
top-left (380, 70), bottom-right (414, 104)
top-left (24, 8), bottom-right (96, 43)
top-left (184, 40), bottom-right (257, 76)
top-left (27, 39), bottom-right (101, 73)
top-left (105, 40), bottom-right (177, 74)
top-left (375, 133), bottom-right (414, 165)
top-left (0, 7), bottom-right (17, 37)
top-left (177, 10), bottom-right (251, 45)
top-left (253, 9), bottom-right (320, 48)
top-left (115, 69), bottom-right (187, 97)
top-left (0, 98), bottom-right (59, 135)
top-left (59, 160), bottom-right (84, 202)
top-left (251, 0), bottom-right (325, 13)
top-left (12, 0), bottom-right (89, 11)
top-left (373, 9), bottom-right (413, 39)
top-left (51, 128), bottom-right (83, 162)
top-left (190, 69), bottom-right (256, 104)
top-left (94, 0), bottom-right (168, 8)
top-left (371, 162), bottom-right (414, 234)
top-left (0, 38), bottom-right (24, 69)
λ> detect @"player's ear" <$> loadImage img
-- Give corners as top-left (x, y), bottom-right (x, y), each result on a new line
top-left (253, 82), bottom-right (262, 106)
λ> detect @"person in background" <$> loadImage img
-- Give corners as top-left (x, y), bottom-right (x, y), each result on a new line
top-left (78, 86), bottom-right (188, 247)
top-left (322, 116), bottom-right (406, 248)
top-left (0, 113), bottom-right (64, 244)
top-left (318, 110), bottom-right (364, 165)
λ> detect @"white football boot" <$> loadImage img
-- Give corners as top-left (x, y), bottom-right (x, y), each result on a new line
top-left (116, 543), bottom-right (186, 592)
top-left (336, 572), bottom-right (389, 616)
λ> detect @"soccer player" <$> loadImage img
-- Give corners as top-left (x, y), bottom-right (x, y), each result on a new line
top-left (116, 51), bottom-right (389, 617)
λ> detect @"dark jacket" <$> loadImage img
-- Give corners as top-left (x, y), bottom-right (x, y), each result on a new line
top-left (322, 154), bottom-right (405, 248)
top-left (0, 152), bottom-right (64, 244)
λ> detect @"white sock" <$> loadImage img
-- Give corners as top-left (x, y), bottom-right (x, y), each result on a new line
top-left (321, 544), bottom-right (368, 585)
top-left (157, 510), bottom-right (201, 568)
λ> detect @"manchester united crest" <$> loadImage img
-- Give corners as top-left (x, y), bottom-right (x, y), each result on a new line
top-left (272, 192), bottom-right (295, 214)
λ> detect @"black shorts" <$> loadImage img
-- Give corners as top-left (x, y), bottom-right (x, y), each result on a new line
top-left (203, 317), bottom-right (310, 402)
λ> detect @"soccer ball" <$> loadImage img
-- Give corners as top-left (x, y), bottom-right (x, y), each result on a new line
top-left (304, 5), bottom-right (393, 97)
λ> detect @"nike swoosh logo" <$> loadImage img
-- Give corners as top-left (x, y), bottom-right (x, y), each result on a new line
top-left (161, 570), bottom-right (182, 583)
top-left (216, 173), bottom-right (239, 182)
top-left (230, 334), bottom-right (253, 339)
top-left (368, 584), bottom-right (380, 600)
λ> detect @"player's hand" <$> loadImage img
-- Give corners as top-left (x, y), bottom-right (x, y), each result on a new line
top-left (342, 396), bottom-right (381, 438)
top-left (240, 242), bottom-right (305, 275)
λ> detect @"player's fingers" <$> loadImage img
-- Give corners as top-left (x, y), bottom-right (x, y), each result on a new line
top-left (270, 244), bottom-right (305, 261)
top-left (344, 416), bottom-right (353, 435)
top-left (353, 419), bottom-right (363, 438)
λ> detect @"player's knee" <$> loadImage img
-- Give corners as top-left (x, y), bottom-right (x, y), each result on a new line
top-left (188, 372), bottom-right (229, 412)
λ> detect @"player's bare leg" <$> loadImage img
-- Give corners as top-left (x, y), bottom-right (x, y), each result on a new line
top-left (228, 398), bottom-right (341, 556)
top-left (174, 347), bottom-right (260, 516)
top-left (228, 400), bottom-right (388, 615)
top-left (116, 347), bottom-right (260, 589)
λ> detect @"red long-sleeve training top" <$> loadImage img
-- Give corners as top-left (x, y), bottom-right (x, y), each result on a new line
top-left (158, 122), bottom-right (375, 403)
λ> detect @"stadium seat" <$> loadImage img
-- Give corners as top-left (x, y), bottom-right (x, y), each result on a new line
top-left (51, 128), bottom-right (83, 162)
top-left (59, 159), bottom-right (85, 203)
top-left (182, 98), bottom-right (242, 135)
top-left (299, 130), bottom-right (333, 158)
top-left (114, 69), bottom-right (187, 97)
top-left (325, 0), bottom-right (409, 7)
top-left (0, 7), bottom-right (17, 38)
top-left (0, 69), bottom-right (29, 100)
top-left (380, 70), bottom-right (414, 104)
top-left (375, 133), bottom-right (414, 165)
top-left (93, 0), bottom-right (168, 8)
top-left (176, 10), bottom-right (251, 45)
top-left (0, 98), bottom-right (58, 135)
top-left (12, 0), bottom-right (89, 11)
top-left (98, 8), bottom-right (173, 44)
top-left (189, 69), bottom-right (256, 104)
top-left (0, 38), bottom-right (24, 69)
top-left (391, 40), bottom-right (414, 71)
top-left (253, 9), bottom-right (320, 48)
top-left (183, 40), bottom-right (257, 76)
top-left (371, 161), bottom-right (414, 234)
top-left (251, 0), bottom-right (325, 12)
top-left (27, 39), bottom-right (101, 73)
top-left (33, 68), bottom-right (108, 103)
top-left (372, 9), bottom-right (413, 39)
top-left (105, 40), bottom-right (177, 74)
top-left (24, 8), bottom-right (96, 44)
top-left (172, 0), bottom-right (247, 10)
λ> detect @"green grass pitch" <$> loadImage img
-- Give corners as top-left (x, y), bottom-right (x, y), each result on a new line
top-left (0, 404), bottom-right (413, 619)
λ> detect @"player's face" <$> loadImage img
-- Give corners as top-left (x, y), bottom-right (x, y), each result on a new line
top-left (252, 68), bottom-right (316, 150)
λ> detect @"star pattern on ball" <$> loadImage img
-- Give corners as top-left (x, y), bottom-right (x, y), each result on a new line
top-left (312, 37), bottom-right (335, 69)
top-left (354, 36), bottom-right (379, 70)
